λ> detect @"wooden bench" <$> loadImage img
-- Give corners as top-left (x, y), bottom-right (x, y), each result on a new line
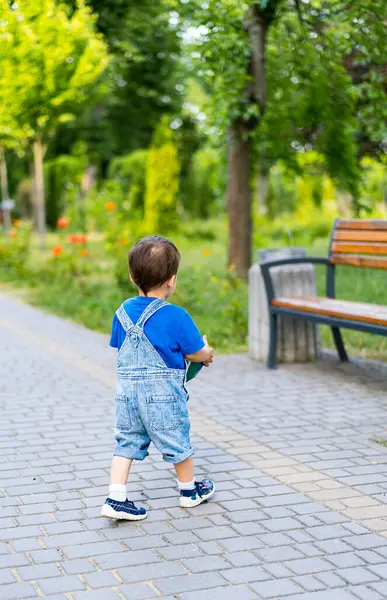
top-left (260, 219), bottom-right (387, 368)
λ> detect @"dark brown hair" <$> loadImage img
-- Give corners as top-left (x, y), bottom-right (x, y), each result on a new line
top-left (129, 236), bottom-right (181, 294)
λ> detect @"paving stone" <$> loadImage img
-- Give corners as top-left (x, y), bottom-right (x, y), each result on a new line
top-left (286, 557), bottom-right (332, 575)
top-left (257, 533), bottom-right (294, 547)
top-left (286, 592), bottom-right (357, 600)
top-left (307, 525), bottom-right (349, 540)
top-left (349, 585), bottom-right (384, 600)
top-left (63, 540), bottom-right (125, 559)
top-left (232, 522), bottom-right (266, 537)
top-left (326, 552), bottom-right (367, 569)
top-left (95, 549), bottom-right (162, 569)
top-left (182, 555), bottom-right (230, 573)
top-left (262, 518), bottom-right (301, 532)
top-left (18, 563), bottom-right (62, 581)
top-left (73, 591), bottom-right (121, 600)
top-left (36, 571), bottom-right (86, 593)
top-left (337, 567), bottom-right (379, 585)
top-left (195, 526), bottom-right (236, 542)
top-left (180, 584), bottom-right (258, 600)
top-left (197, 541), bottom-right (223, 555)
top-left (344, 535), bottom-right (387, 551)
top-left (154, 573), bottom-right (227, 595)
top-left (292, 575), bottom-right (327, 592)
top-left (0, 582), bottom-right (38, 600)
top-left (226, 551), bottom-right (262, 567)
top-left (0, 569), bottom-right (17, 585)
top-left (157, 543), bottom-right (203, 560)
top-left (11, 538), bottom-right (43, 552)
top-left (117, 561), bottom-right (186, 583)
top-left (221, 566), bottom-right (272, 584)
top-left (356, 550), bottom-right (386, 565)
top-left (28, 549), bottom-right (62, 564)
top-left (82, 571), bottom-right (119, 588)
top-left (0, 552), bottom-right (32, 568)
top-left (255, 546), bottom-right (304, 564)
top-left (1, 526), bottom-right (42, 541)
top-left (263, 563), bottom-right (293, 579)
top-left (316, 571), bottom-right (347, 588)
top-left (250, 578), bottom-right (302, 598)
top-left (220, 537), bottom-right (264, 553)
top-left (60, 558), bottom-right (97, 574)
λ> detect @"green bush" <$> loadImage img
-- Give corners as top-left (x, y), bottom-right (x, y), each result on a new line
top-left (144, 117), bottom-right (180, 234)
top-left (108, 149), bottom-right (148, 215)
top-left (186, 147), bottom-right (224, 218)
top-left (44, 153), bottom-right (87, 229)
top-left (0, 222), bottom-right (32, 279)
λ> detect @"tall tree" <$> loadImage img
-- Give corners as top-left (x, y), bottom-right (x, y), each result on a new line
top-left (0, 0), bottom-right (109, 247)
top-left (191, 0), bottom-right (385, 277)
top-left (61, 0), bottom-right (184, 162)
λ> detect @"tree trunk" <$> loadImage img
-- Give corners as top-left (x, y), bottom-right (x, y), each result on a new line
top-left (247, 5), bottom-right (268, 112)
top-left (226, 4), bottom-right (269, 278)
top-left (33, 136), bottom-right (46, 249)
top-left (0, 147), bottom-right (12, 232)
top-left (227, 121), bottom-right (252, 280)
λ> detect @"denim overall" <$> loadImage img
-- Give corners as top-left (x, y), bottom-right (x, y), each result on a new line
top-left (113, 298), bottom-right (194, 464)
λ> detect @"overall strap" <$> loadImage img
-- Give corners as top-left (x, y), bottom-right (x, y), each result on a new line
top-left (116, 304), bottom-right (134, 334)
top-left (136, 298), bottom-right (168, 330)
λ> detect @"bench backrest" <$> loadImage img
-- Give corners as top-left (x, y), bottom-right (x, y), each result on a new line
top-left (329, 219), bottom-right (387, 270)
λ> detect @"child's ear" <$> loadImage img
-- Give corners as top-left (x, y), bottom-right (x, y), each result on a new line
top-left (167, 274), bottom-right (177, 288)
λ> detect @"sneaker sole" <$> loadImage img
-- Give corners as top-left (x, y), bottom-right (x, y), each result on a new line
top-left (101, 505), bottom-right (148, 521)
top-left (179, 484), bottom-right (216, 508)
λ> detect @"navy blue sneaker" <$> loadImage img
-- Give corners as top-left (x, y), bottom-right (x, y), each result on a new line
top-left (180, 479), bottom-right (215, 508)
top-left (101, 497), bottom-right (147, 521)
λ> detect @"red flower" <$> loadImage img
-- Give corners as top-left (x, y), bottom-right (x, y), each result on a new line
top-left (8, 229), bottom-right (17, 238)
top-left (52, 245), bottom-right (63, 257)
top-left (79, 234), bottom-right (88, 244)
top-left (57, 217), bottom-right (69, 229)
top-left (105, 202), bottom-right (116, 211)
top-left (68, 234), bottom-right (79, 244)
top-left (80, 248), bottom-right (88, 257)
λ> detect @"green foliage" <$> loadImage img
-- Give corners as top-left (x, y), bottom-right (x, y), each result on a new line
top-left (40, 241), bottom-right (92, 285)
top-left (186, 148), bottom-right (224, 218)
top-left (108, 150), bottom-right (148, 215)
top-left (61, 0), bottom-right (184, 160)
top-left (0, 222), bottom-right (32, 276)
top-left (44, 154), bottom-right (87, 229)
top-left (144, 117), bottom-right (180, 234)
top-left (0, 0), bottom-right (109, 144)
top-left (358, 157), bottom-right (387, 216)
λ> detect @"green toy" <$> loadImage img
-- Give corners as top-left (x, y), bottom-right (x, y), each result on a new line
top-left (186, 361), bottom-right (203, 382)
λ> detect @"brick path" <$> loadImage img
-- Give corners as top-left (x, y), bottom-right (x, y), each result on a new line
top-left (2, 292), bottom-right (387, 600)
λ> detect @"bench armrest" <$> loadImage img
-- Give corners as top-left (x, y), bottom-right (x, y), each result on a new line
top-left (260, 257), bottom-right (331, 305)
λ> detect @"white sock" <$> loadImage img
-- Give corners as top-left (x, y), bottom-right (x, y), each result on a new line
top-left (109, 484), bottom-right (126, 502)
top-left (177, 478), bottom-right (195, 491)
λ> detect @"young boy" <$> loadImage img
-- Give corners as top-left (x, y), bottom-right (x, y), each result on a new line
top-left (101, 236), bottom-right (215, 520)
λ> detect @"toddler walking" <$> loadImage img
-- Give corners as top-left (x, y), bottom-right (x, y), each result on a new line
top-left (101, 236), bottom-right (215, 520)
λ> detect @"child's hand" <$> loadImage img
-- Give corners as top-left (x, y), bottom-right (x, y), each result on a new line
top-left (202, 335), bottom-right (214, 367)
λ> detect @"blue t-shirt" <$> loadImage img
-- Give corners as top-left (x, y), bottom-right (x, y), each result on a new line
top-left (110, 296), bottom-right (204, 370)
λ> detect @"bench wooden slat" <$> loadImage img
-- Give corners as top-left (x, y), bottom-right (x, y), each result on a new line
top-left (331, 255), bottom-right (387, 270)
top-left (334, 230), bottom-right (387, 243)
top-left (272, 297), bottom-right (387, 327)
top-left (336, 219), bottom-right (387, 231)
top-left (331, 242), bottom-right (387, 255)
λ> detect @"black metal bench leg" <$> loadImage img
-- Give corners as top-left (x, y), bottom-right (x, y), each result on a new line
top-left (267, 313), bottom-right (278, 369)
top-left (331, 327), bottom-right (349, 362)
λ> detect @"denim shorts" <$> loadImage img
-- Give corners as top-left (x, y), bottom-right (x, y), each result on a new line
top-left (113, 391), bottom-right (194, 464)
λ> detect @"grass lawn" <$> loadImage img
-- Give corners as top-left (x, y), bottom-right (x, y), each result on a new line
top-left (2, 222), bottom-right (387, 361)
